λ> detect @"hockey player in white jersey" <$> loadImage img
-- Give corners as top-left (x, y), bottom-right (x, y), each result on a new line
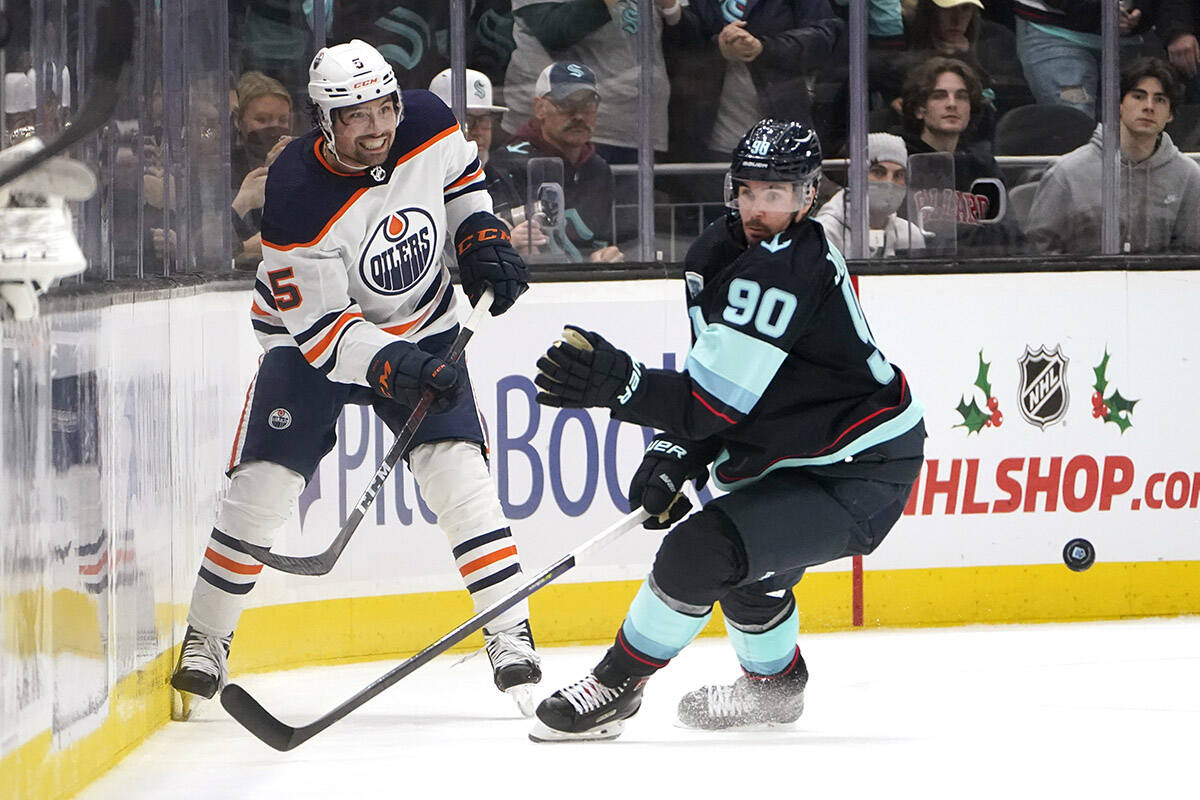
top-left (171, 40), bottom-right (540, 717)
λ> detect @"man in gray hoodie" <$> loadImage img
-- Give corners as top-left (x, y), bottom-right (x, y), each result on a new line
top-left (1025, 57), bottom-right (1200, 255)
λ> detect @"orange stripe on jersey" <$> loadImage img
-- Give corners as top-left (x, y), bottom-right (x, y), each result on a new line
top-left (303, 311), bottom-right (363, 363)
top-left (313, 138), bottom-right (365, 177)
top-left (381, 299), bottom-right (440, 337)
top-left (228, 370), bottom-right (259, 471)
top-left (263, 187), bottom-right (369, 252)
top-left (205, 547), bottom-right (264, 576)
top-left (459, 545), bottom-right (518, 577)
top-left (250, 300), bottom-right (274, 317)
top-left (395, 124), bottom-right (459, 169)
top-left (444, 165), bottom-right (483, 192)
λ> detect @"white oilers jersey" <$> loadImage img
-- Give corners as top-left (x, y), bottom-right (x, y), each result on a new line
top-left (252, 90), bottom-right (490, 385)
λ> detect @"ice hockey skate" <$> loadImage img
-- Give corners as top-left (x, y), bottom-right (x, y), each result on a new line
top-left (677, 651), bottom-right (808, 730)
top-left (484, 619), bottom-right (541, 717)
top-left (529, 662), bottom-right (648, 742)
top-left (170, 626), bottom-right (232, 721)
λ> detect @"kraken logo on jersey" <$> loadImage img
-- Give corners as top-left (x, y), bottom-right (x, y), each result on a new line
top-left (359, 207), bottom-right (438, 295)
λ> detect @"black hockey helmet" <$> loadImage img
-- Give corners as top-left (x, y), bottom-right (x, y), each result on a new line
top-left (726, 120), bottom-right (822, 217)
top-left (730, 119), bottom-right (822, 185)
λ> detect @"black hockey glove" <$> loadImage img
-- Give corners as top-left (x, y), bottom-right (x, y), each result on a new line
top-left (629, 435), bottom-right (712, 530)
top-left (367, 341), bottom-right (462, 413)
top-left (534, 326), bottom-right (643, 409)
top-left (455, 211), bottom-right (528, 316)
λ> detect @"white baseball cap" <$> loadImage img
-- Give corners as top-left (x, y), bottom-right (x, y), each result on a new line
top-left (428, 68), bottom-right (507, 113)
top-left (931, 0), bottom-right (984, 8)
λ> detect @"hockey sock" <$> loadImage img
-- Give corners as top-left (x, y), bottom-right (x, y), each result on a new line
top-left (408, 440), bottom-right (529, 633)
top-left (188, 527), bottom-right (263, 636)
top-left (451, 526), bottom-right (525, 633)
top-left (605, 574), bottom-right (712, 679)
top-left (726, 599), bottom-right (800, 676)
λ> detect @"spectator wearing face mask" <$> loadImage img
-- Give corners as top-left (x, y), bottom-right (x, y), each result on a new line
top-left (815, 132), bottom-right (926, 257)
top-left (231, 71), bottom-right (294, 265)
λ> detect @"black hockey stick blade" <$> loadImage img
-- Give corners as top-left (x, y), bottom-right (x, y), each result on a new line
top-left (240, 289), bottom-right (494, 576)
top-left (0, 0), bottom-right (133, 189)
top-left (221, 508), bottom-right (650, 750)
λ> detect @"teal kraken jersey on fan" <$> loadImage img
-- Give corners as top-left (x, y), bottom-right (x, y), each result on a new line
top-left (612, 216), bottom-right (924, 491)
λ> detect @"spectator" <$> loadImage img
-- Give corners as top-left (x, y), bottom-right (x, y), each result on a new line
top-left (815, 132), bottom-right (926, 256)
top-left (331, 1), bottom-right (517, 96)
top-left (490, 61), bottom-right (623, 262)
top-left (429, 67), bottom-right (509, 167)
top-left (1025, 57), bottom-right (1200, 254)
top-left (901, 56), bottom-right (1000, 186)
top-left (886, 0), bottom-right (1030, 120)
top-left (231, 71), bottom-right (294, 268)
top-left (428, 67), bottom-right (549, 255)
top-left (1146, 0), bottom-right (1199, 103)
top-left (901, 56), bottom-right (1018, 252)
top-left (232, 71), bottom-right (293, 183)
top-left (230, 0), bottom-right (328, 111)
top-left (663, 0), bottom-right (843, 166)
top-left (501, 0), bottom-right (677, 164)
top-left (1012, 0), bottom-right (1101, 117)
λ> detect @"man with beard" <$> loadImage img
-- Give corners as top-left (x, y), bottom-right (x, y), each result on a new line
top-left (527, 119), bottom-right (925, 741)
top-left (490, 62), bottom-right (624, 263)
top-left (171, 40), bottom-right (542, 720)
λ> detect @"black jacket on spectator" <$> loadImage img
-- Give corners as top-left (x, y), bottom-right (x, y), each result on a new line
top-left (663, 0), bottom-right (843, 162)
top-left (903, 133), bottom-right (1023, 254)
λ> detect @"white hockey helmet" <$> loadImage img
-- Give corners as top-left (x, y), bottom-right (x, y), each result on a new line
top-left (308, 39), bottom-right (401, 141)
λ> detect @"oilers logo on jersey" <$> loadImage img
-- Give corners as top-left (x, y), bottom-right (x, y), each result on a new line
top-left (359, 207), bottom-right (438, 295)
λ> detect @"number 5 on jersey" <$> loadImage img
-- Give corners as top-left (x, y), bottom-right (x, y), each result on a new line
top-left (268, 267), bottom-right (303, 311)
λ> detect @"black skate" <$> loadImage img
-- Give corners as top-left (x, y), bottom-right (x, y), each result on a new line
top-left (530, 662), bottom-right (648, 742)
top-left (485, 620), bottom-right (541, 717)
top-left (170, 626), bottom-right (231, 721)
top-left (677, 652), bottom-right (808, 730)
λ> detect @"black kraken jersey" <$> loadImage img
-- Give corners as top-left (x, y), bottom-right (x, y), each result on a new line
top-left (613, 216), bottom-right (925, 491)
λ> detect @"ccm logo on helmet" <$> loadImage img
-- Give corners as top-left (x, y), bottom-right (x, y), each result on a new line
top-left (352, 77), bottom-right (380, 89)
top-left (359, 207), bottom-right (438, 295)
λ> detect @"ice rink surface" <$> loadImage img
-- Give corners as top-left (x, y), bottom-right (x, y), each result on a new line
top-left (77, 617), bottom-right (1199, 800)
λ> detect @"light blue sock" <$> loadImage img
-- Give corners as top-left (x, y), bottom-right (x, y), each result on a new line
top-left (620, 575), bottom-right (712, 664)
top-left (725, 603), bottom-right (799, 676)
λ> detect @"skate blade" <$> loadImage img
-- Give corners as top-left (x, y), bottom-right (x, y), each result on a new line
top-left (171, 688), bottom-right (203, 721)
top-left (507, 685), bottom-right (536, 718)
top-left (528, 718), bottom-right (625, 743)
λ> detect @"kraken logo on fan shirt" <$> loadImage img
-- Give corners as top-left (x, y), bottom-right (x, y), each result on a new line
top-left (359, 207), bottom-right (437, 295)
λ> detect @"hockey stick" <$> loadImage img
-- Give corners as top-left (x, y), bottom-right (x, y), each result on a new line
top-left (240, 288), bottom-right (495, 576)
top-left (0, 0), bottom-right (133, 190)
top-left (221, 507), bottom-right (650, 750)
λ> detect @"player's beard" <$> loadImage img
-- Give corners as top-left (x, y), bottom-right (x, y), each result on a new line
top-left (349, 132), bottom-right (393, 166)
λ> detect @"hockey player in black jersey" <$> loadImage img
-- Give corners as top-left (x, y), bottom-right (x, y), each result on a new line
top-left (529, 119), bottom-right (926, 741)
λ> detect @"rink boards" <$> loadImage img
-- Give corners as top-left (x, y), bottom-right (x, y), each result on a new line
top-left (2, 273), bottom-right (1199, 798)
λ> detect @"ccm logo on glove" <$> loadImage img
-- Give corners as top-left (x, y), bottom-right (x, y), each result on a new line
top-left (456, 225), bottom-right (511, 255)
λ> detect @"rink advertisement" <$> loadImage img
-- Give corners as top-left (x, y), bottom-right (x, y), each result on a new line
top-left (268, 272), bottom-right (1200, 602)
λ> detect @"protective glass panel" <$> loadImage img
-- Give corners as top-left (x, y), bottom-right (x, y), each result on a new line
top-left (905, 150), bottom-right (957, 256)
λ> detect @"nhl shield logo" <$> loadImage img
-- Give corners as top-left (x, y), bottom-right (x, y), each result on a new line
top-left (1017, 345), bottom-right (1069, 429)
top-left (370, 165), bottom-right (387, 182)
